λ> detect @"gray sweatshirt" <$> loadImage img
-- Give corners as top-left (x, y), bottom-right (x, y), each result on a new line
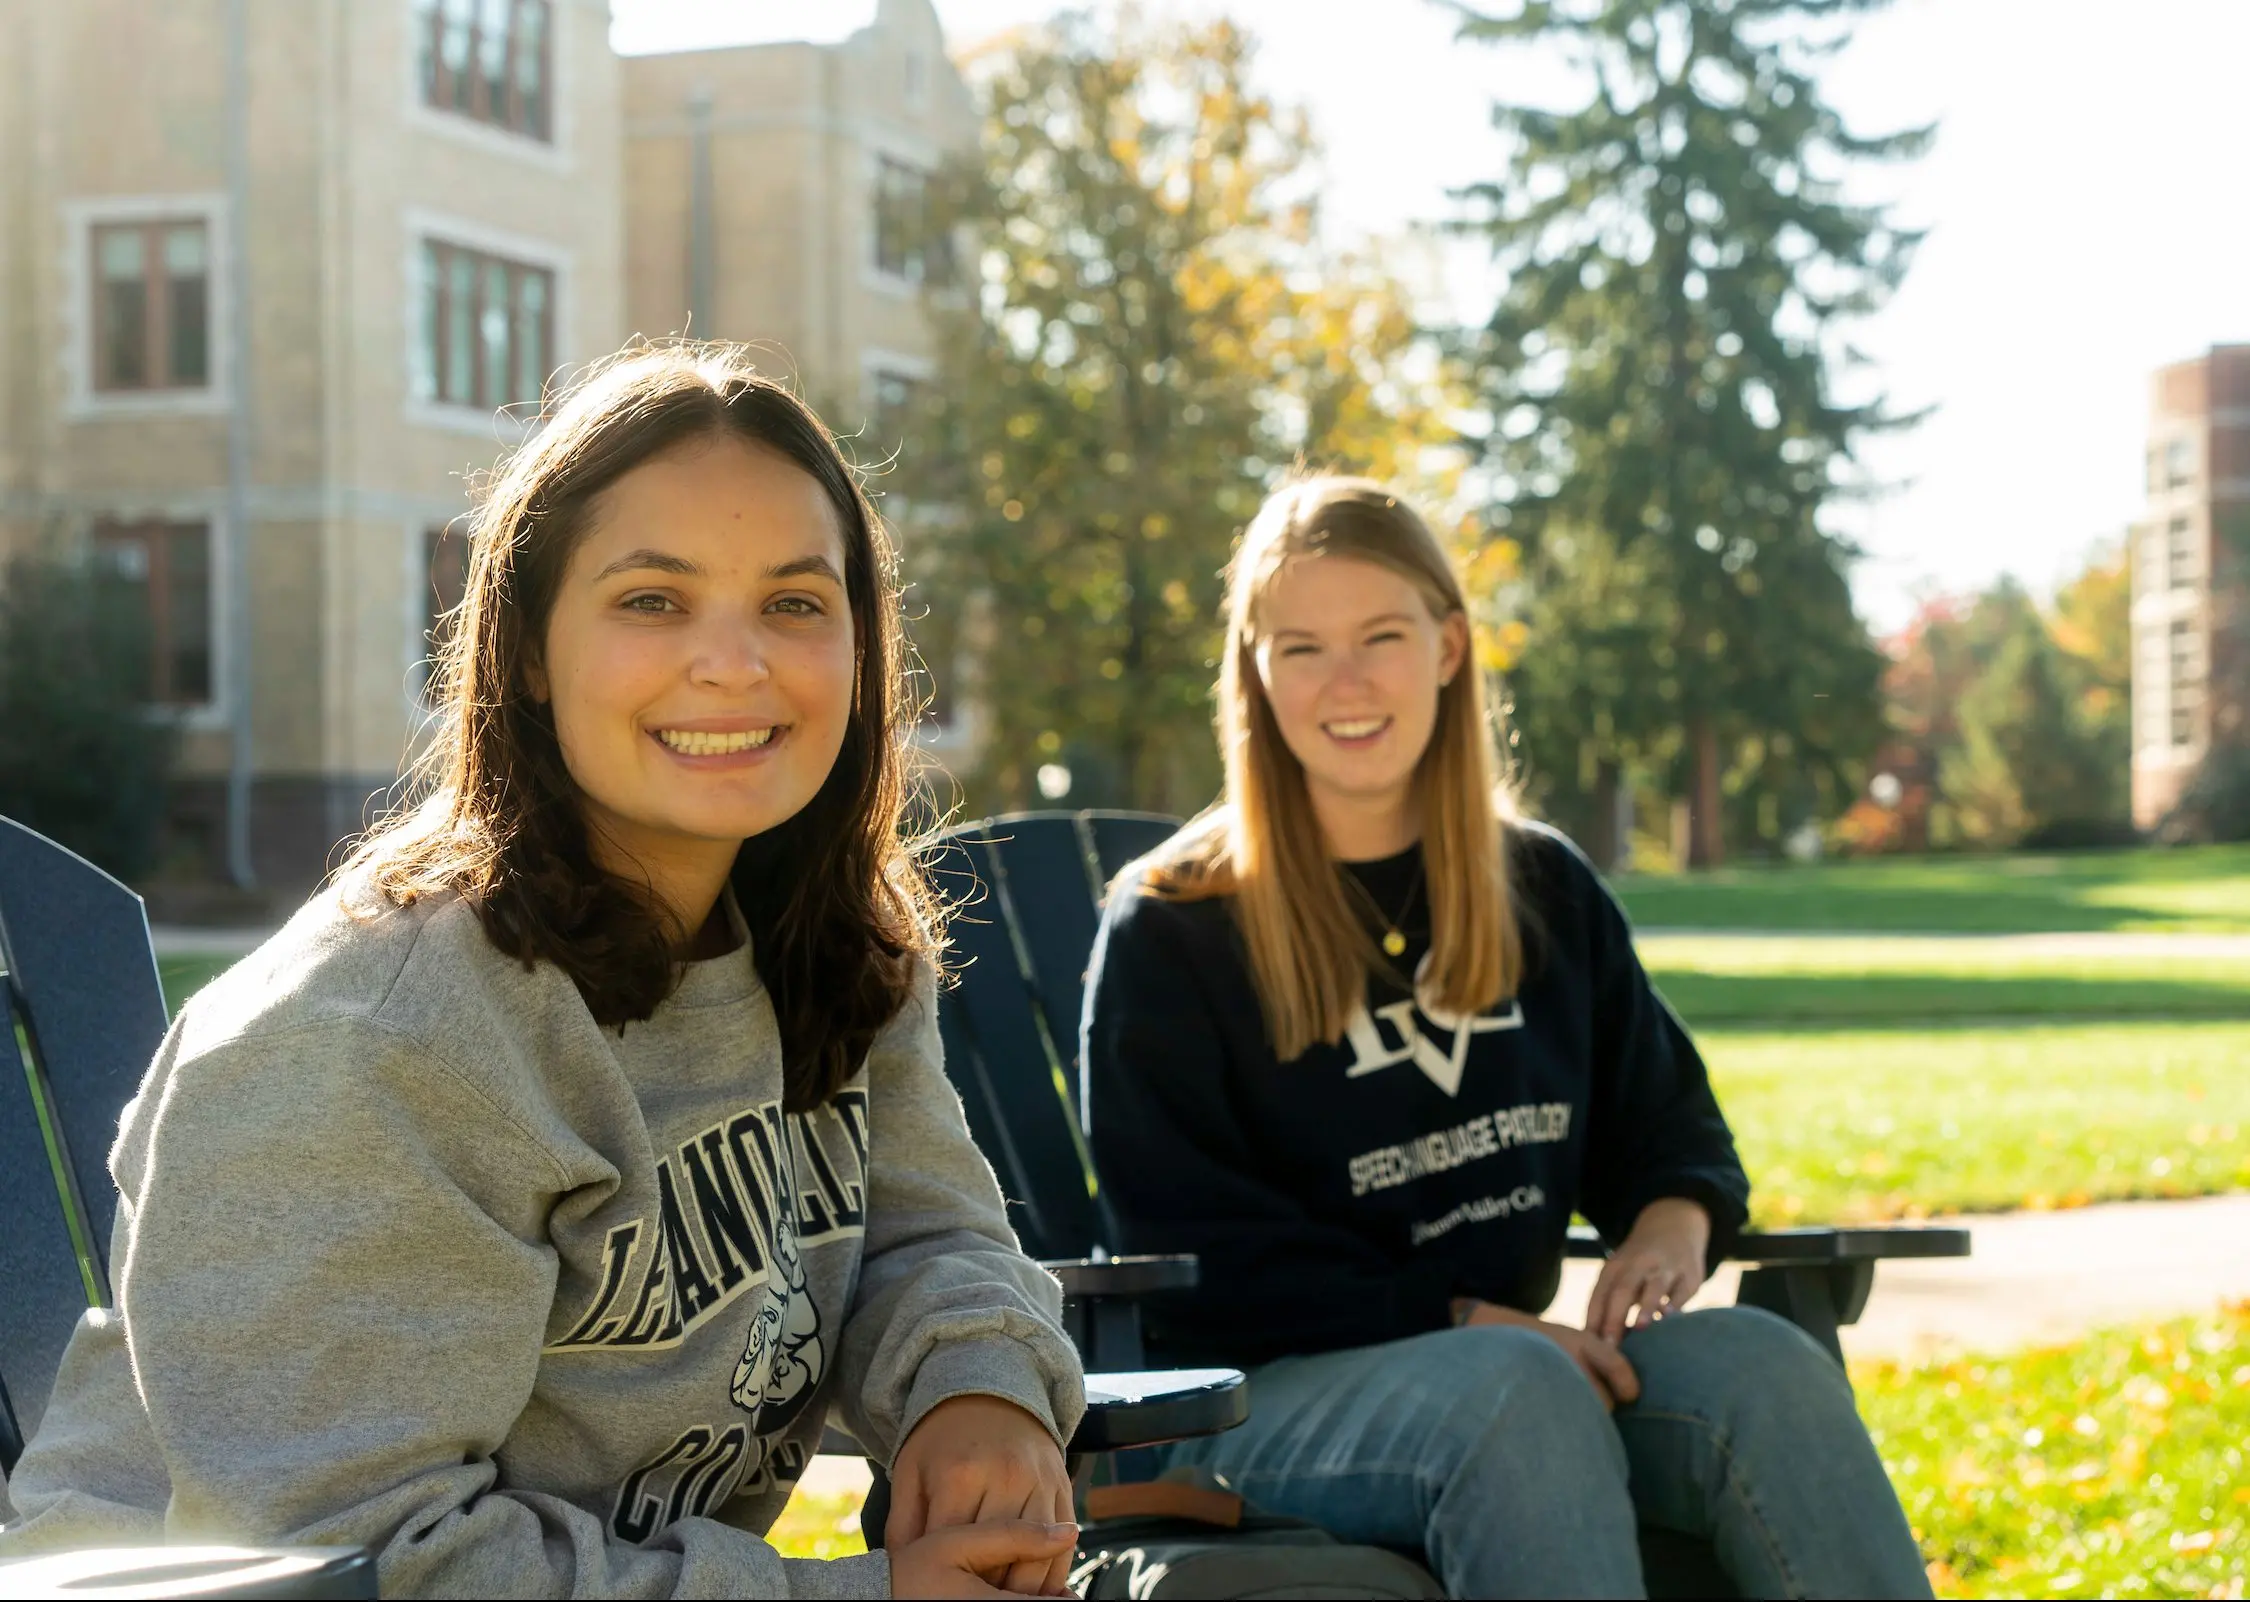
top-left (0, 878), bottom-right (1085, 1596)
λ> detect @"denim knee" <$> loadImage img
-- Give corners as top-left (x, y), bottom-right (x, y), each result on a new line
top-left (1623, 1304), bottom-right (1854, 1426)
top-left (1428, 1324), bottom-right (1626, 1474)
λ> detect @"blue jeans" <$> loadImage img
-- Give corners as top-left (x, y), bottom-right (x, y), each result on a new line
top-left (1154, 1306), bottom-right (1931, 1600)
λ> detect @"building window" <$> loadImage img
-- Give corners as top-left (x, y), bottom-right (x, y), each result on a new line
top-left (2170, 619), bottom-right (2201, 686)
top-left (414, 0), bottom-right (552, 141)
top-left (2172, 686), bottom-right (2201, 748)
top-left (873, 158), bottom-right (951, 286)
top-left (91, 520), bottom-right (213, 706)
top-left (2168, 517), bottom-right (2196, 590)
top-left (91, 220), bottom-right (210, 392)
top-left (2165, 437), bottom-right (2195, 491)
top-left (415, 239), bottom-right (554, 413)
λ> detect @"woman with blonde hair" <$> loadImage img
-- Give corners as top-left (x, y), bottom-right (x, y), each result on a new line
top-left (1082, 476), bottom-right (1928, 1598)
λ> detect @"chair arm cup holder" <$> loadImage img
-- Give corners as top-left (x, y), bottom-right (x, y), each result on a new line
top-left (1068, 1368), bottom-right (1249, 1454)
top-left (1040, 1254), bottom-right (1201, 1298)
top-left (0, 1545), bottom-right (377, 1601)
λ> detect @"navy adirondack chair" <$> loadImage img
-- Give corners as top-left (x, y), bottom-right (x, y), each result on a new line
top-left (922, 809), bottom-right (1973, 1597)
top-left (0, 817), bottom-right (379, 1598)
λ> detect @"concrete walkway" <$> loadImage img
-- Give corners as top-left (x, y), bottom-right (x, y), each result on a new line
top-left (149, 924), bottom-right (277, 958)
top-left (1553, 1191), bottom-right (2250, 1361)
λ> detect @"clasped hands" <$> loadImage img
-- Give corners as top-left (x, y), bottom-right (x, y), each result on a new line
top-left (883, 1393), bottom-right (1078, 1598)
top-left (1450, 1196), bottom-right (1712, 1411)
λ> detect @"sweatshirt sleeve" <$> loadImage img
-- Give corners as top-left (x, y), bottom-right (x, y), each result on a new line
top-left (11, 1014), bottom-right (885, 1600)
top-left (833, 961), bottom-right (1086, 1468)
top-left (1083, 894), bottom-right (1456, 1365)
top-left (1554, 836), bottom-right (1752, 1262)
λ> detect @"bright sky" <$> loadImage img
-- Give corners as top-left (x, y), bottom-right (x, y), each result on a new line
top-left (613, 0), bottom-right (2250, 632)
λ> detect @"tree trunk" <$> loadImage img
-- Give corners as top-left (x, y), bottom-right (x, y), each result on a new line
top-left (1688, 715), bottom-right (1726, 869)
top-left (1589, 757), bottom-right (1625, 872)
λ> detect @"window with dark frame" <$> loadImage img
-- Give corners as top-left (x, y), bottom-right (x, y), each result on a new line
top-left (91, 520), bottom-right (214, 705)
top-left (2168, 516), bottom-right (2196, 591)
top-left (92, 220), bottom-right (211, 393)
top-left (414, 0), bottom-right (553, 142)
top-left (873, 158), bottom-right (952, 286)
top-left (2170, 619), bottom-right (2202, 748)
top-left (416, 239), bottom-right (554, 414)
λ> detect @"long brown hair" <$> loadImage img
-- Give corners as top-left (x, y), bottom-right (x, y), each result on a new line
top-left (348, 343), bottom-right (936, 1110)
top-left (1149, 475), bottom-right (1522, 1060)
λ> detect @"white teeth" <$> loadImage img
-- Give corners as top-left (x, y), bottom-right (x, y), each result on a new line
top-left (656, 727), bottom-right (775, 755)
top-left (1326, 718), bottom-right (1388, 739)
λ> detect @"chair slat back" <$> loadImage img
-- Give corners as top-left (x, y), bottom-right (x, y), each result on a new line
top-left (0, 817), bottom-right (169, 1274)
top-left (1084, 813), bottom-right (1186, 886)
top-left (0, 816), bottom-right (170, 1473)
top-left (923, 811), bottom-right (1182, 1261)
top-left (0, 986), bottom-right (89, 1471)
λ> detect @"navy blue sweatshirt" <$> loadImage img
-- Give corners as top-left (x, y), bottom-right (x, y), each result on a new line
top-left (1081, 822), bottom-right (1749, 1369)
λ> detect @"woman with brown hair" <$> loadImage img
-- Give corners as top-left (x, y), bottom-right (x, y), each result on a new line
top-left (0, 346), bottom-right (1081, 1599)
top-left (1082, 475), bottom-right (1930, 1598)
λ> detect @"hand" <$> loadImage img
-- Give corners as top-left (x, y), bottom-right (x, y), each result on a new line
top-left (888, 1520), bottom-right (1081, 1599)
top-left (887, 1395), bottom-right (1074, 1595)
top-left (1585, 1196), bottom-right (1712, 1343)
top-left (1451, 1298), bottom-right (1641, 1411)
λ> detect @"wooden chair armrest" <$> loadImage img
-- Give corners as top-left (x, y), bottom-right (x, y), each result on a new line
top-left (0, 1545), bottom-right (375, 1600)
top-left (1039, 1254), bottom-right (1200, 1298)
top-left (1566, 1222), bottom-right (1972, 1263)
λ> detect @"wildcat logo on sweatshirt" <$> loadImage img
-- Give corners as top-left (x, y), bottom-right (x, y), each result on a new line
top-left (545, 1088), bottom-right (869, 1356)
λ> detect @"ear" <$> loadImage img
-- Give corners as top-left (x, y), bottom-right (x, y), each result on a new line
top-left (1437, 610), bottom-right (1469, 688)
top-left (523, 651), bottom-right (551, 706)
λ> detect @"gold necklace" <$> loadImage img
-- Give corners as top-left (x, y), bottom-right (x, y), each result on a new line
top-left (1344, 859), bottom-right (1425, 959)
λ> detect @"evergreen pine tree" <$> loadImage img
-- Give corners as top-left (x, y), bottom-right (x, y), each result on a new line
top-left (1453, 0), bottom-right (1926, 864)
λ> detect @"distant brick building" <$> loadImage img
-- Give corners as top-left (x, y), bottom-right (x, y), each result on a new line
top-left (0, 0), bottom-right (971, 892)
top-left (2131, 345), bottom-right (2250, 828)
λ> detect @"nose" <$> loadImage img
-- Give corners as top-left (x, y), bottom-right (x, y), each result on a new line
top-left (689, 609), bottom-right (772, 691)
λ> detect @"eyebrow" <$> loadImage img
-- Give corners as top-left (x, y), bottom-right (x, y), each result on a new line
top-left (1270, 612), bottom-right (1416, 639)
top-left (766, 554), bottom-right (845, 584)
top-left (592, 548), bottom-right (701, 581)
top-left (589, 550), bottom-right (845, 584)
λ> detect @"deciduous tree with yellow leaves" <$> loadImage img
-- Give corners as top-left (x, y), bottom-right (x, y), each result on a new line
top-left (895, 13), bottom-right (1457, 815)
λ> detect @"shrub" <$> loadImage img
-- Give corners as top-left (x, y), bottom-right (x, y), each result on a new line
top-left (0, 544), bottom-right (178, 879)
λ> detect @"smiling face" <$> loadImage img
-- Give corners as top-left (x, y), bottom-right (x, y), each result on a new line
top-left (1253, 553), bottom-right (1467, 844)
top-left (527, 433), bottom-right (857, 909)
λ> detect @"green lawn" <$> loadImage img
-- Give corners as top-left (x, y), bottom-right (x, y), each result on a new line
top-left (1861, 1303), bottom-right (2250, 1600)
top-left (1705, 1022), bottom-right (2250, 1226)
top-left (767, 1488), bottom-right (868, 1562)
top-left (158, 955), bottom-right (236, 1016)
top-left (1644, 936), bottom-right (2250, 1027)
top-left (1614, 845), bottom-right (2250, 934)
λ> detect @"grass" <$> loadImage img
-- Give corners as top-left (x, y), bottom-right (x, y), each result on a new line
top-left (158, 955), bottom-right (235, 1016)
top-left (1859, 1302), bottom-right (2250, 1600)
top-left (1613, 844), bottom-right (2250, 934)
top-left (1704, 1021), bottom-right (2250, 1226)
top-left (766, 1488), bottom-right (868, 1562)
top-left (1643, 936), bottom-right (2250, 1027)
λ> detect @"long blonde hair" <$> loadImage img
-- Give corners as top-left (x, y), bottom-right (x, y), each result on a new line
top-left (1148, 476), bottom-right (1523, 1060)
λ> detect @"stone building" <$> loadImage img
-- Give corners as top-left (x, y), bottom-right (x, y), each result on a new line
top-left (2131, 345), bottom-right (2250, 828)
top-left (0, 0), bottom-right (972, 894)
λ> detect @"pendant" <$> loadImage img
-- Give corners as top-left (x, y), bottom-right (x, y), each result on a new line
top-left (1382, 928), bottom-right (1407, 958)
